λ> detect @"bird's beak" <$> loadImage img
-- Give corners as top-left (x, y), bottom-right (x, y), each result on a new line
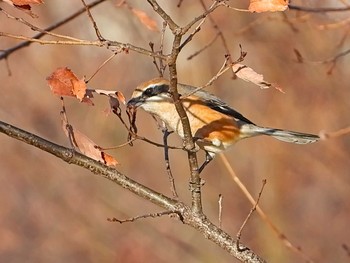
top-left (126, 96), bottom-right (144, 109)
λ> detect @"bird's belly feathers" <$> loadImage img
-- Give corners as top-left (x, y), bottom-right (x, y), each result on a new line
top-left (142, 100), bottom-right (241, 154)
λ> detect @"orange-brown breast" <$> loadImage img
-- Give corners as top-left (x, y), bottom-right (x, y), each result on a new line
top-left (182, 96), bottom-right (241, 147)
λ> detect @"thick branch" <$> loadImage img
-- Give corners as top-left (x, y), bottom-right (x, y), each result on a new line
top-left (0, 121), bottom-right (176, 208)
top-left (0, 120), bottom-right (266, 263)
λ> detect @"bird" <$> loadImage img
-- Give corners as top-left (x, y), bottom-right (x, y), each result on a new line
top-left (127, 78), bottom-right (319, 172)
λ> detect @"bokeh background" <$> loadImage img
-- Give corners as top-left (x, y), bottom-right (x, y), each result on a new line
top-left (1, 0), bottom-right (350, 262)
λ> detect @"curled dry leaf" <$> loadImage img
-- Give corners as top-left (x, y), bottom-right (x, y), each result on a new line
top-left (61, 111), bottom-right (118, 166)
top-left (249, 0), bottom-right (289, 13)
top-left (232, 63), bottom-right (285, 93)
top-left (126, 104), bottom-right (138, 135)
top-left (47, 67), bottom-right (94, 105)
top-left (92, 89), bottom-right (126, 114)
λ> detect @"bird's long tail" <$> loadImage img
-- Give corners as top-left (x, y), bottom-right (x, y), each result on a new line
top-left (240, 124), bottom-right (319, 144)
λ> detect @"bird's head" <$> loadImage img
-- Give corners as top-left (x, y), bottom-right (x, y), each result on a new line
top-left (127, 78), bottom-right (173, 114)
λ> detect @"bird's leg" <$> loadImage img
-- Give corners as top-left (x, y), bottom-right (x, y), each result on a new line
top-left (198, 151), bottom-right (214, 174)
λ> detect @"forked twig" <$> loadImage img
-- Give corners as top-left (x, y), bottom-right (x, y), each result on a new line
top-left (182, 49), bottom-right (246, 98)
top-left (80, 0), bottom-right (105, 41)
top-left (219, 153), bottom-right (315, 263)
top-left (236, 180), bottom-right (266, 250)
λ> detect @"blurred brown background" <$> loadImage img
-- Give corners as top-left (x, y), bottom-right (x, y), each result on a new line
top-left (1, 0), bottom-right (350, 262)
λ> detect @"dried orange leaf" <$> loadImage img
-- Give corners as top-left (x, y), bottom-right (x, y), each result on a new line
top-left (71, 77), bottom-right (87, 102)
top-left (47, 67), bottom-right (93, 105)
top-left (249, 0), bottom-right (288, 13)
top-left (102, 152), bottom-right (119, 166)
top-left (232, 63), bottom-right (285, 93)
top-left (92, 90), bottom-right (125, 106)
top-left (115, 91), bottom-right (126, 105)
top-left (131, 8), bottom-right (159, 32)
top-left (61, 112), bottom-right (118, 166)
top-left (47, 67), bottom-right (75, 97)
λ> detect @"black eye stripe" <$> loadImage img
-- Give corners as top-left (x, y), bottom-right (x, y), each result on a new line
top-left (143, 84), bottom-right (169, 97)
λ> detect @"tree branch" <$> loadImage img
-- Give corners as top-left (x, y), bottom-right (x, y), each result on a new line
top-left (0, 120), bottom-right (266, 263)
top-left (0, 0), bottom-right (107, 60)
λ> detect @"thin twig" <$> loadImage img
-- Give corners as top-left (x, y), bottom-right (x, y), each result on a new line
top-left (158, 21), bottom-right (168, 75)
top-left (0, 7), bottom-right (85, 42)
top-left (60, 98), bottom-right (76, 149)
top-left (149, 42), bottom-right (162, 76)
top-left (182, 50), bottom-right (246, 98)
top-left (198, 0), bottom-right (237, 78)
top-left (187, 32), bottom-right (220, 60)
top-left (181, 0), bottom-right (224, 35)
top-left (219, 153), bottom-right (315, 263)
top-left (0, 0), bottom-right (107, 60)
top-left (0, 32), bottom-right (101, 45)
top-left (107, 211), bottom-right (176, 223)
top-left (236, 180), bottom-right (266, 250)
top-left (179, 1), bottom-right (219, 51)
top-left (98, 138), bottom-right (136, 150)
top-left (85, 52), bottom-right (119, 83)
top-left (147, 0), bottom-right (179, 32)
top-left (162, 128), bottom-right (179, 199)
top-left (218, 194), bottom-right (223, 228)
top-left (0, 31), bottom-right (166, 59)
top-left (116, 107), bottom-right (181, 150)
top-left (80, 0), bottom-right (105, 41)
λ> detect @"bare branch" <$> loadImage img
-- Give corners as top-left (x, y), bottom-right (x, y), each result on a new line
top-left (0, 7), bottom-right (84, 42)
top-left (198, 0), bottom-right (237, 77)
top-left (107, 211), bottom-right (176, 223)
top-left (80, 0), bottom-right (105, 41)
top-left (0, 120), bottom-right (267, 263)
top-left (187, 32), bottom-right (220, 60)
top-left (219, 154), bottom-right (315, 263)
top-left (147, 0), bottom-right (203, 215)
top-left (0, 0), bottom-right (107, 60)
top-left (147, 0), bottom-right (179, 32)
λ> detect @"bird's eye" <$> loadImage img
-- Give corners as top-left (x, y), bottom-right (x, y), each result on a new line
top-left (143, 87), bottom-right (154, 97)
